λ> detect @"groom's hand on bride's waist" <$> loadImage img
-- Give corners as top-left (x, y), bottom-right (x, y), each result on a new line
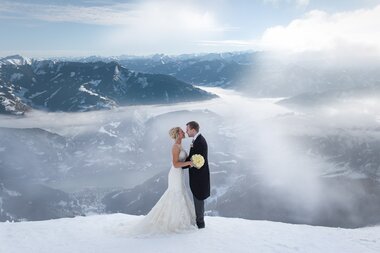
top-left (181, 165), bottom-right (190, 169)
top-left (182, 156), bottom-right (191, 169)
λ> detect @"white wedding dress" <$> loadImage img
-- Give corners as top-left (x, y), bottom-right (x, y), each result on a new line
top-left (130, 145), bottom-right (196, 236)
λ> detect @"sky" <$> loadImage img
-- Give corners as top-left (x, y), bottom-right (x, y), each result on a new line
top-left (1, 0), bottom-right (380, 57)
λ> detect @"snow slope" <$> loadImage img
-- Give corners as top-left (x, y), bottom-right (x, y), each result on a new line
top-left (1, 214), bottom-right (379, 253)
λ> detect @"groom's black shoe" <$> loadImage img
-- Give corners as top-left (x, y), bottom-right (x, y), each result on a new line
top-left (197, 221), bottom-right (205, 229)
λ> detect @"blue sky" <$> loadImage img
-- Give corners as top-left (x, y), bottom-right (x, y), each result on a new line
top-left (1, 0), bottom-right (380, 57)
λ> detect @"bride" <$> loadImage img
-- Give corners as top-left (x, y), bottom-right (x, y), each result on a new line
top-left (130, 127), bottom-right (196, 235)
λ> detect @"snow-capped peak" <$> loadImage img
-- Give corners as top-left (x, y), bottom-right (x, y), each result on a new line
top-left (0, 55), bottom-right (32, 65)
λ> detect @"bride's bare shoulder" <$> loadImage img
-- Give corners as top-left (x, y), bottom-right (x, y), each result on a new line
top-left (172, 143), bottom-right (181, 150)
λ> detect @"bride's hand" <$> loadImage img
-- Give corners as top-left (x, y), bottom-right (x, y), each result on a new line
top-left (187, 161), bottom-right (193, 167)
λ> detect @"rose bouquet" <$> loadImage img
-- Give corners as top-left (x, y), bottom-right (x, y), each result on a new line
top-left (191, 154), bottom-right (205, 169)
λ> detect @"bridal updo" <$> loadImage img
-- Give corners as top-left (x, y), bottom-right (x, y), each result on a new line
top-left (169, 127), bottom-right (181, 140)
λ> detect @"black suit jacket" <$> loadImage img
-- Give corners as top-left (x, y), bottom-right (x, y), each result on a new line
top-left (183, 134), bottom-right (210, 200)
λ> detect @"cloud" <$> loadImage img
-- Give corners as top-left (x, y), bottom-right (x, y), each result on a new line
top-left (197, 40), bottom-right (254, 47)
top-left (195, 40), bottom-right (257, 53)
top-left (200, 4), bottom-right (380, 62)
top-left (257, 5), bottom-right (380, 55)
top-left (264, 0), bottom-right (310, 8)
top-left (0, 0), bottom-right (230, 30)
top-left (0, 0), bottom-right (234, 55)
top-left (0, 1), bottom-right (137, 25)
top-left (296, 0), bottom-right (310, 8)
top-left (103, 1), bottom-right (234, 55)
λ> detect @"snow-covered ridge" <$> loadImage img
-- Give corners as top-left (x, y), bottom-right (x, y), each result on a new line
top-left (0, 55), bottom-right (31, 65)
top-left (1, 214), bottom-right (379, 253)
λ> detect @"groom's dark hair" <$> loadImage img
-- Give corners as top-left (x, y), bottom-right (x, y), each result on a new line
top-left (186, 121), bottom-right (199, 132)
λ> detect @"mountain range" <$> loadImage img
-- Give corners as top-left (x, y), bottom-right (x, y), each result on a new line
top-left (60, 52), bottom-right (380, 98)
top-left (0, 55), bottom-right (216, 115)
top-left (2, 52), bottom-right (380, 116)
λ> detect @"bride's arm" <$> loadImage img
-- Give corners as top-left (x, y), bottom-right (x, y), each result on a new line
top-left (182, 158), bottom-right (191, 169)
top-left (172, 145), bottom-right (192, 168)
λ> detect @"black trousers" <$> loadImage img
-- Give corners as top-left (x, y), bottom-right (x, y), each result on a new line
top-left (193, 195), bottom-right (205, 223)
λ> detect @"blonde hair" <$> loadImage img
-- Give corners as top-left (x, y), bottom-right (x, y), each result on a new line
top-left (169, 127), bottom-right (181, 140)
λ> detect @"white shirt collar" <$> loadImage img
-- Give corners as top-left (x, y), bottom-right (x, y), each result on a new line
top-left (193, 132), bottom-right (201, 142)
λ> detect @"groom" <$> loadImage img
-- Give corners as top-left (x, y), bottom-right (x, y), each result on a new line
top-left (183, 121), bottom-right (210, 229)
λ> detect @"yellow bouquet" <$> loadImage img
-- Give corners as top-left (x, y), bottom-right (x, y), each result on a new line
top-left (191, 154), bottom-right (205, 169)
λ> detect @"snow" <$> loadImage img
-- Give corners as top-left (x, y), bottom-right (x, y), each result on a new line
top-left (114, 65), bottom-right (120, 75)
top-left (35, 69), bottom-right (46, 75)
top-left (217, 62), bottom-right (225, 73)
top-left (50, 73), bottom-right (63, 81)
top-left (0, 214), bottom-right (379, 253)
top-left (109, 121), bottom-right (121, 128)
top-left (214, 152), bottom-right (230, 157)
top-left (0, 55), bottom-right (31, 65)
top-left (138, 77), bottom-right (148, 88)
top-left (99, 126), bottom-right (118, 137)
top-left (31, 61), bottom-right (48, 74)
top-left (88, 79), bottom-right (101, 87)
top-left (78, 85), bottom-right (109, 101)
top-left (10, 73), bottom-right (24, 82)
top-left (13, 87), bottom-right (29, 98)
top-left (0, 97), bottom-right (16, 112)
top-left (219, 160), bottom-right (237, 164)
top-left (3, 188), bottom-right (21, 197)
top-left (58, 164), bottom-right (72, 174)
top-left (113, 65), bottom-right (121, 81)
top-left (29, 90), bottom-right (47, 99)
top-left (46, 87), bottom-right (62, 101)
